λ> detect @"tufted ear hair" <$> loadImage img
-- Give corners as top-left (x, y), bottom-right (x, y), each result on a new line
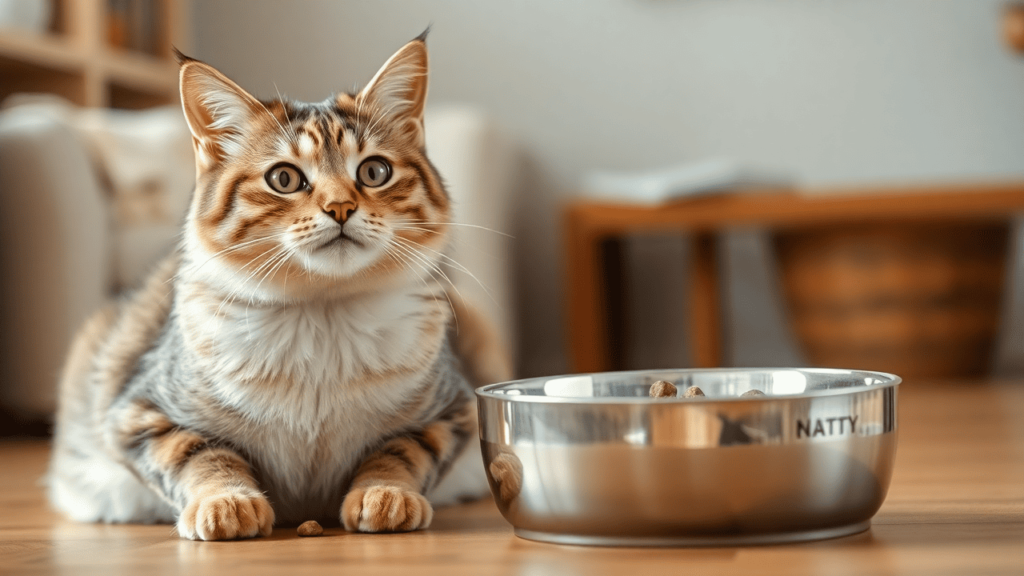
top-left (356, 30), bottom-right (429, 142)
top-left (175, 49), bottom-right (266, 168)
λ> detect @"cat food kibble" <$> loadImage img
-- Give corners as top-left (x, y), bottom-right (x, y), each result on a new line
top-left (684, 385), bottom-right (706, 398)
top-left (297, 520), bottom-right (323, 537)
top-left (741, 389), bottom-right (766, 397)
top-left (649, 380), bottom-right (677, 398)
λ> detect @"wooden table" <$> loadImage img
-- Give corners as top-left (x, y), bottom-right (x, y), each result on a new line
top-left (1, 380), bottom-right (1022, 575)
top-left (563, 182), bottom-right (1024, 373)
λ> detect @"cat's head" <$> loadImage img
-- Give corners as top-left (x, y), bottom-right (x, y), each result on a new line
top-left (176, 32), bottom-right (449, 299)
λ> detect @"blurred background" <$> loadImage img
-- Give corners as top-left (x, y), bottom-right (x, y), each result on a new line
top-left (3, 0), bottom-right (1024, 435)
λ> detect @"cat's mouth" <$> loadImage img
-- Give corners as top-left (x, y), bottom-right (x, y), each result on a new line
top-left (316, 230), bottom-right (365, 251)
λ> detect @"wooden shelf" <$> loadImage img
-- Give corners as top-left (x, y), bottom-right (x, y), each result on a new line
top-left (0, 30), bottom-right (84, 72)
top-left (0, 0), bottom-right (187, 109)
top-left (102, 47), bottom-right (177, 94)
top-left (107, 81), bottom-right (175, 109)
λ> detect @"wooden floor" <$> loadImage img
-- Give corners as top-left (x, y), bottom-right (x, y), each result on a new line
top-left (2, 381), bottom-right (1023, 575)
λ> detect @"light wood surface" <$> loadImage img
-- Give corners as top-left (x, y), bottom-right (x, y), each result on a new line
top-left (1, 381), bottom-right (1022, 575)
top-left (563, 182), bottom-right (1024, 373)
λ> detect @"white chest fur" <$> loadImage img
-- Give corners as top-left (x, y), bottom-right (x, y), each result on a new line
top-left (196, 290), bottom-right (436, 393)
top-left (175, 281), bottom-right (450, 518)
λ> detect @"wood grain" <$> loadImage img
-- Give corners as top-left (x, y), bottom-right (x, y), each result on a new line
top-left (1, 381), bottom-right (1022, 575)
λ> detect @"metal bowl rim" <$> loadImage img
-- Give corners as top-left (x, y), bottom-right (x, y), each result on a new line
top-left (475, 367), bottom-right (901, 404)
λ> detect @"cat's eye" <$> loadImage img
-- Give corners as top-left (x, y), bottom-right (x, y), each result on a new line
top-left (265, 163), bottom-right (308, 194)
top-left (357, 157), bottom-right (392, 188)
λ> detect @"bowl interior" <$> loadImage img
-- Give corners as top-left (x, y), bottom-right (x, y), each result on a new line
top-left (477, 368), bottom-right (899, 402)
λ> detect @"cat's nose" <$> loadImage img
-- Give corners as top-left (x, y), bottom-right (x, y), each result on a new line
top-left (324, 201), bottom-right (357, 224)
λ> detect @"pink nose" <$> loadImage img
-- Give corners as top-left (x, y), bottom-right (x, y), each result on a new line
top-left (324, 201), bottom-right (357, 223)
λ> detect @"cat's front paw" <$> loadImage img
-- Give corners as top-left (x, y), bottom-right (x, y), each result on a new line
top-left (341, 485), bottom-right (433, 532)
top-left (176, 492), bottom-right (274, 541)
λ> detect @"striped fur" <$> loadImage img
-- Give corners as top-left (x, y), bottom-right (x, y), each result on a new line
top-left (48, 35), bottom-right (510, 540)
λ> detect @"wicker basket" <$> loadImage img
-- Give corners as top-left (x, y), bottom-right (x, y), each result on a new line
top-left (773, 222), bottom-right (1009, 378)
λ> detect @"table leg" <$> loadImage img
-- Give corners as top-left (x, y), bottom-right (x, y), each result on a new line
top-left (690, 232), bottom-right (723, 367)
top-left (564, 214), bottom-right (614, 373)
top-left (600, 237), bottom-right (628, 371)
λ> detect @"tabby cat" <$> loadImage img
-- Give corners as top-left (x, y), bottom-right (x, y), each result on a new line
top-left (47, 32), bottom-right (510, 540)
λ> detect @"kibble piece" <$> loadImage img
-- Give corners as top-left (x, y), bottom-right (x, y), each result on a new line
top-left (683, 386), bottom-right (705, 398)
top-left (741, 389), bottom-right (766, 397)
top-left (649, 380), bottom-right (678, 398)
top-left (297, 520), bottom-right (323, 537)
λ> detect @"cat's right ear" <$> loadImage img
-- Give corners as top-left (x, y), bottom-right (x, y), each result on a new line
top-left (176, 50), bottom-right (264, 169)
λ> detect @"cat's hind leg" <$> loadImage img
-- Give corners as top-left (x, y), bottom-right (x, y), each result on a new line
top-left (48, 304), bottom-right (173, 523)
top-left (48, 440), bottom-right (176, 524)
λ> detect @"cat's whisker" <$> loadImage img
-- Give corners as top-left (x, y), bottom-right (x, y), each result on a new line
top-left (390, 225), bottom-right (506, 264)
top-left (389, 225), bottom-right (442, 236)
top-left (169, 233), bottom-right (289, 284)
top-left (272, 82), bottom-right (298, 140)
top-left (205, 244), bottom-right (289, 329)
top-left (389, 240), bottom-right (447, 285)
top-left (243, 247), bottom-right (295, 333)
top-left (392, 220), bottom-right (515, 239)
top-left (244, 249), bottom-right (296, 328)
top-left (260, 249), bottom-right (293, 291)
top-left (389, 240), bottom-right (468, 313)
top-left (382, 246), bottom-right (457, 332)
top-left (248, 247), bottom-right (294, 303)
top-left (220, 243), bottom-right (287, 301)
top-left (258, 248), bottom-right (295, 293)
top-left (239, 244), bottom-right (290, 285)
top-left (213, 245), bottom-right (289, 328)
top-left (209, 289), bottom-right (243, 333)
top-left (393, 236), bottom-right (499, 308)
top-left (257, 96), bottom-right (290, 141)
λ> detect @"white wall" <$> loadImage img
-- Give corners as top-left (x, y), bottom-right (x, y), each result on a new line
top-left (194, 0), bottom-right (1024, 376)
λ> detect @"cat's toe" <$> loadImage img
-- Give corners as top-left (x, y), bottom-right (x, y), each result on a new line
top-left (176, 492), bottom-right (274, 541)
top-left (341, 485), bottom-right (433, 533)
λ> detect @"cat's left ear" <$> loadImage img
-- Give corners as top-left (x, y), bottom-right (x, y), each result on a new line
top-left (356, 31), bottom-right (429, 144)
top-left (175, 49), bottom-right (267, 169)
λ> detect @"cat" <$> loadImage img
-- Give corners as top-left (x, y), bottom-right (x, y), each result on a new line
top-left (46, 31), bottom-right (511, 541)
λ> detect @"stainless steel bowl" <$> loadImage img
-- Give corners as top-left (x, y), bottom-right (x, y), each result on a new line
top-left (476, 368), bottom-right (899, 546)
